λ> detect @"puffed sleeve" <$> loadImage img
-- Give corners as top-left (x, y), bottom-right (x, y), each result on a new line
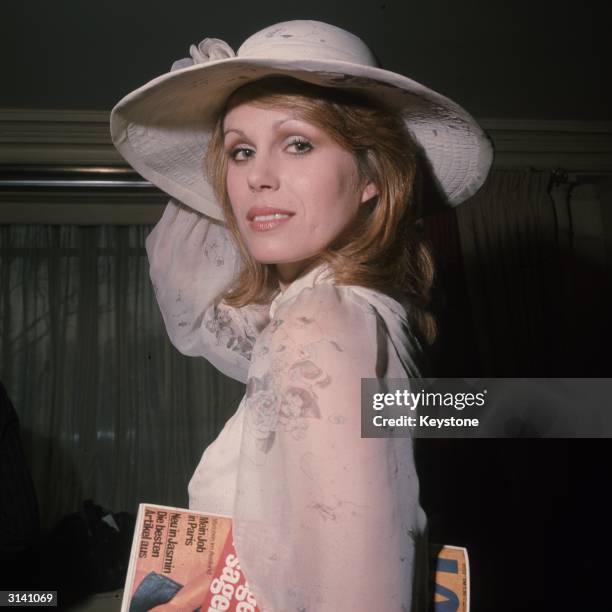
top-left (233, 284), bottom-right (427, 611)
top-left (146, 199), bottom-right (271, 384)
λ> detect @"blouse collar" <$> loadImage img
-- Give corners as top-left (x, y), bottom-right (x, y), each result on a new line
top-left (269, 262), bottom-right (334, 319)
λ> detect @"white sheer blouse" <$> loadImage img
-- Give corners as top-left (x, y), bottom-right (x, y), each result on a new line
top-left (146, 199), bottom-right (428, 611)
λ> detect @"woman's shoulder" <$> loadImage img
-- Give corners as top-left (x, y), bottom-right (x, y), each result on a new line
top-left (260, 281), bottom-right (424, 377)
top-left (276, 281), bottom-right (377, 327)
top-left (286, 281), bottom-right (408, 324)
top-left (268, 281), bottom-right (409, 352)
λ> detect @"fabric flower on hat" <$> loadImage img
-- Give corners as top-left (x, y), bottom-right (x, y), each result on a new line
top-left (171, 38), bottom-right (235, 71)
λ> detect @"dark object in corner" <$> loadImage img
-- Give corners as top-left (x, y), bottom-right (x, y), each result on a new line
top-left (0, 381), bottom-right (41, 589)
top-left (39, 500), bottom-right (136, 605)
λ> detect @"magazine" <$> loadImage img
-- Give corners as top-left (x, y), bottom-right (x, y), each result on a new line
top-left (431, 544), bottom-right (470, 612)
top-left (122, 503), bottom-right (469, 611)
top-left (121, 503), bottom-right (259, 612)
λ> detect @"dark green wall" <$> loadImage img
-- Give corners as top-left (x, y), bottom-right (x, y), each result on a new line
top-left (2, 0), bottom-right (609, 119)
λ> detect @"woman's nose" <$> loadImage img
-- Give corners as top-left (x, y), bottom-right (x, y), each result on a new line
top-left (247, 153), bottom-right (279, 192)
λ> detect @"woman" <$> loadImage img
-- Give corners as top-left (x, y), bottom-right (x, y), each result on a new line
top-left (111, 20), bottom-right (492, 611)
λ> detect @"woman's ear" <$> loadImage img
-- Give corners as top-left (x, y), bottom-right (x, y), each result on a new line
top-left (360, 180), bottom-right (379, 204)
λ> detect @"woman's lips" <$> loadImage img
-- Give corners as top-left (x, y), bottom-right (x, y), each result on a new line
top-left (248, 212), bottom-right (294, 232)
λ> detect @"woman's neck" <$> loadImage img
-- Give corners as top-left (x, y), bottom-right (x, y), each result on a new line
top-left (276, 258), bottom-right (317, 293)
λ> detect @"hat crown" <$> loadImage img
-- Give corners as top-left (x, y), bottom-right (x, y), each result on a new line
top-left (238, 20), bottom-right (379, 67)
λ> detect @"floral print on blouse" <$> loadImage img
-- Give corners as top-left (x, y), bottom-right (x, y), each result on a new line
top-left (146, 200), bottom-right (428, 611)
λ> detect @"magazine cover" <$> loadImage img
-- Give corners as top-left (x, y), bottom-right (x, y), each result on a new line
top-left (122, 503), bottom-right (468, 611)
top-left (432, 544), bottom-right (470, 612)
top-left (121, 503), bottom-right (260, 612)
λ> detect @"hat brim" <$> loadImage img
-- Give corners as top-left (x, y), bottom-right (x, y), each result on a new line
top-left (111, 57), bottom-right (493, 221)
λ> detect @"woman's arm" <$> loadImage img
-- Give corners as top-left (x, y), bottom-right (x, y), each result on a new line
top-left (146, 200), bottom-right (270, 384)
top-left (233, 284), bottom-right (426, 611)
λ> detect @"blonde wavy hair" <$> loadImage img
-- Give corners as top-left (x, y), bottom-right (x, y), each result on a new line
top-left (205, 76), bottom-right (436, 343)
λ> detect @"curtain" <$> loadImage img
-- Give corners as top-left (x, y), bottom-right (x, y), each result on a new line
top-left (452, 169), bottom-right (563, 376)
top-left (550, 177), bottom-right (612, 375)
top-left (0, 225), bottom-right (244, 531)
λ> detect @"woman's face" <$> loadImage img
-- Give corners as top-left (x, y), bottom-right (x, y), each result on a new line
top-left (223, 102), bottom-right (377, 289)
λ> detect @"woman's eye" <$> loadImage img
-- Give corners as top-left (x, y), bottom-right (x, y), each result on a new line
top-left (286, 138), bottom-right (313, 154)
top-left (229, 146), bottom-right (254, 162)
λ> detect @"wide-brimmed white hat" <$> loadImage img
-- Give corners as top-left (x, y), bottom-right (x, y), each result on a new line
top-left (110, 19), bottom-right (493, 221)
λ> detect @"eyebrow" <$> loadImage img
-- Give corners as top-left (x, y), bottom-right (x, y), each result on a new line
top-left (222, 117), bottom-right (299, 139)
top-left (223, 127), bottom-right (247, 139)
